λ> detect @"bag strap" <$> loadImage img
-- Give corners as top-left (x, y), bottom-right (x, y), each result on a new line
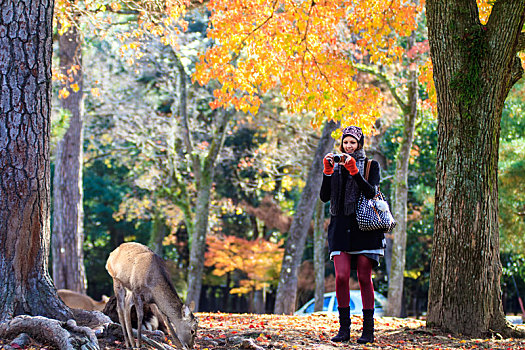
top-left (364, 158), bottom-right (371, 181)
top-left (364, 158), bottom-right (381, 200)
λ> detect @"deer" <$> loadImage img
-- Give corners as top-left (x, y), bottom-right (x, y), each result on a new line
top-left (102, 294), bottom-right (168, 334)
top-left (105, 242), bottom-right (198, 349)
top-left (57, 289), bottom-right (109, 312)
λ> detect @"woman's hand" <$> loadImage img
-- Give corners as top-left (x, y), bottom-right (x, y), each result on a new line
top-left (323, 153), bottom-right (334, 175)
top-left (344, 156), bottom-right (359, 175)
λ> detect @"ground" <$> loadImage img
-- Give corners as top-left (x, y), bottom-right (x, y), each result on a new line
top-left (1, 313), bottom-right (525, 350)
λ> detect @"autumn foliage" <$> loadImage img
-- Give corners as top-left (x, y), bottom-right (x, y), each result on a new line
top-left (205, 235), bottom-right (284, 295)
top-left (194, 0), bottom-right (422, 133)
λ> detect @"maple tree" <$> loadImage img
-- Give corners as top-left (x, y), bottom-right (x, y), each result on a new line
top-left (193, 0), bottom-right (424, 317)
top-left (205, 235), bottom-right (284, 296)
top-left (194, 0), bottom-right (420, 132)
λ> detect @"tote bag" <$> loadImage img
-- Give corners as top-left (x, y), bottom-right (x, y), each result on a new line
top-left (356, 159), bottom-right (397, 233)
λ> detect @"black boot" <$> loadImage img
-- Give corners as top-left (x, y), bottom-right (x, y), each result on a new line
top-left (331, 306), bottom-right (350, 342)
top-left (357, 309), bottom-right (374, 344)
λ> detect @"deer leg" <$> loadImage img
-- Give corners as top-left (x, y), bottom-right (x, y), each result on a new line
top-left (114, 281), bottom-right (133, 349)
top-left (123, 290), bottom-right (136, 348)
top-left (133, 292), bottom-right (144, 348)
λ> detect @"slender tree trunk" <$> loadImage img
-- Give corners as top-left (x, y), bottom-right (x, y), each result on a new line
top-left (386, 32), bottom-right (419, 317)
top-left (185, 108), bottom-right (231, 310)
top-left (253, 288), bottom-right (265, 314)
top-left (149, 212), bottom-right (168, 256)
top-left (186, 167), bottom-right (214, 309)
top-left (274, 121), bottom-right (337, 315)
top-left (52, 19), bottom-right (86, 293)
top-left (426, 0), bottom-right (525, 336)
top-left (313, 199), bottom-right (326, 312)
top-left (0, 0), bottom-right (72, 322)
top-left (172, 49), bottom-right (233, 310)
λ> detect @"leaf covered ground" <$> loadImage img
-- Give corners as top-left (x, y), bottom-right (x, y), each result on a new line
top-left (194, 313), bottom-right (525, 350)
top-left (1, 313), bottom-right (524, 350)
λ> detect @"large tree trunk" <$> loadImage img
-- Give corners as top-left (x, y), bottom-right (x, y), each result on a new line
top-left (52, 19), bottom-right (86, 293)
top-left (273, 121), bottom-right (337, 315)
top-left (386, 32), bottom-right (418, 317)
top-left (426, 0), bottom-right (525, 336)
top-left (0, 0), bottom-right (71, 322)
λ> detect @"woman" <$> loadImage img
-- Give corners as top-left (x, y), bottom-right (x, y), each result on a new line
top-left (320, 126), bottom-right (385, 344)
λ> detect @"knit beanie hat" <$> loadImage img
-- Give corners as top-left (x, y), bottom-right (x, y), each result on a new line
top-left (342, 126), bottom-right (364, 147)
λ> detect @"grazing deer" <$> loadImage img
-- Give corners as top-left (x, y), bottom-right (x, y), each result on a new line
top-left (57, 289), bottom-right (109, 312)
top-left (102, 294), bottom-right (168, 333)
top-left (106, 242), bottom-right (198, 349)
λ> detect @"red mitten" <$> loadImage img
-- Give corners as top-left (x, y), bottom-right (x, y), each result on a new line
top-left (323, 156), bottom-right (334, 175)
top-left (344, 156), bottom-right (358, 175)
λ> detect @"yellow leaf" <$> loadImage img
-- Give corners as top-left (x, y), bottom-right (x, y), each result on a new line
top-left (110, 2), bottom-right (121, 11)
top-left (58, 87), bottom-right (70, 99)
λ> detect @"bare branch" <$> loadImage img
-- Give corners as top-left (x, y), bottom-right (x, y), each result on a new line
top-left (203, 109), bottom-right (232, 172)
top-left (354, 63), bottom-right (408, 113)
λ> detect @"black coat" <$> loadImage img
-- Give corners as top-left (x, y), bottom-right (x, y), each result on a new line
top-left (319, 159), bottom-right (386, 253)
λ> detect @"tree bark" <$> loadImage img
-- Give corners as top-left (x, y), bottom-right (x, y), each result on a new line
top-left (174, 53), bottom-right (233, 310)
top-left (149, 212), bottom-right (168, 256)
top-left (0, 0), bottom-right (72, 322)
top-left (52, 18), bottom-right (86, 293)
top-left (313, 199), bottom-right (326, 312)
top-left (273, 121), bottom-right (337, 315)
top-left (386, 32), bottom-right (419, 317)
top-left (426, 0), bottom-right (525, 336)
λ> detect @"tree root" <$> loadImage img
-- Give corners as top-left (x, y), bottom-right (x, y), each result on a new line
top-left (0, 315), bottom-right (100, 350)
top-left (101, 321), bottom-right (174, 350)
top-left (495, 323), bottom-right (525, 339)
top-left (132, 328), bottom-right (177, 350)
top-left (0, 311), bottom-right (177, 350)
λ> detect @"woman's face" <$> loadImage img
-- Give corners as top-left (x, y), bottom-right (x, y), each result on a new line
top-left (342, 136), bottom-right (359, 153)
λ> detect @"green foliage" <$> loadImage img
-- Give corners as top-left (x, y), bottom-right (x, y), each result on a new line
top-left (51, 108), bottom-right (71, 142)
top-left (378, 112), bottom-right (437, 314)
top-left (501, 252), bottom-right (525, 312)
top-left (215, 127), bottom-right (266, 205)
top-left (499, 80), bottom-right (525, 257)
top-left (498, 137), bottom-right (525, 255)
top-left (501, 80), bottom-right (525, 143)
top-left (83, 158), bottom-right (151, 298)
top-left (49, 108), bottom-right (71, 156)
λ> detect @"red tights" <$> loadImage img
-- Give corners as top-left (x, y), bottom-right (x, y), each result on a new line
top-left (333, 253), bottom-right (375, 309)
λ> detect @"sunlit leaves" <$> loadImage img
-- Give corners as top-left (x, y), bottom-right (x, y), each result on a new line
top-left (114, 195), bottom-right (184, 234)
top-left (194, 0), bottom-right (420, 133)
top-left (477, 0), bottom-right (493, 24)
top-left (197, 313), bottom-right (525, 349)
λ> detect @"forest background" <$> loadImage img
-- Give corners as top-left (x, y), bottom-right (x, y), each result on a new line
top-left (42, 0), bottom-right (525, 322)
